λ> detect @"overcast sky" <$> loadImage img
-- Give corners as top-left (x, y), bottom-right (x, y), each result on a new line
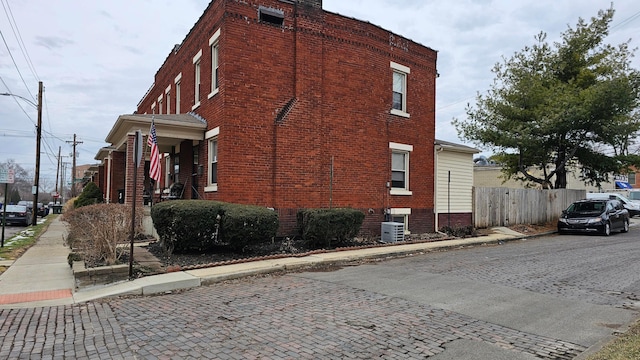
top-left (1, 0), bottom-right (639, 190)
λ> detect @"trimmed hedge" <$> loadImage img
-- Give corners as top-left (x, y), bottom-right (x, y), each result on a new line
top-left (297, 208), bottom-right (365, 249)
top-left (150, 200), bottom-right (278, 253)
top-left (219, 203), bottom-right (279, 251)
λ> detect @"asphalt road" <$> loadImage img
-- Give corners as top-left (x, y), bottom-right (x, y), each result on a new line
top-left (0, 224), bottom-right (24, 245)
top-left (2, 226), bottom-right (640, 359)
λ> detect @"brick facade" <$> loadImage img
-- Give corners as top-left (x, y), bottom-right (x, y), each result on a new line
top-left (133, 0), bottom-right (437, 235)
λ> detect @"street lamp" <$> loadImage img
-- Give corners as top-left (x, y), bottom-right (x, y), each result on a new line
top-left (0, 81), bottom-right (43, 226)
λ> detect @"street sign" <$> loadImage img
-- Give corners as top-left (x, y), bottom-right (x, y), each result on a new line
top-left (0, 169), bottom-right (15, 184)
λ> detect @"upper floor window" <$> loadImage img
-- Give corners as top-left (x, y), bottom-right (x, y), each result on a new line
top-left (389, 142), bottom-right (413, 196)
top-left (175, 73), bottom-right (182, 114)
top-left (193, 50), bottom-right (202, 110)
top-left (390, 61), bottom-right (410, 118)
top-left (157, 94), bottom-right (163, 115)
top-left (209, 29), bottom-right (221, 98)
top-left (165, 85), bottom-right (171, 114)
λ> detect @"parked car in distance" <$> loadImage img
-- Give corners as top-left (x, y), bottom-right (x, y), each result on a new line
top-left (586, 192), bottom-right (640, 217)
top-left (17, 200), bottom-right (46, 217)
top-left (1, 205), bottom-right (33, 226)
top-left (558, 199), bottom-right (629, 236)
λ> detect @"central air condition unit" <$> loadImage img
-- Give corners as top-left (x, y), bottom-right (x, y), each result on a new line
top-left (381, 222), bottom-right (404, 243)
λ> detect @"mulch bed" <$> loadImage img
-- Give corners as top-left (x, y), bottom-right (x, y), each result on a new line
top-left (145, 232), bottom-right (449, 271)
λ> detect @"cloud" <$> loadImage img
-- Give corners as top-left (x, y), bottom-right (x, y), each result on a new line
top-left (34, 36), bottom-right (74, 50)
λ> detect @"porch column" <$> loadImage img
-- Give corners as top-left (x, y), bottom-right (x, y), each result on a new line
top-left (125, 134), bottom-right (146, 206)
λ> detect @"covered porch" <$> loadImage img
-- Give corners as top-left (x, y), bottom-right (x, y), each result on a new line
top-left (96, 113), bottom-right (207, 206)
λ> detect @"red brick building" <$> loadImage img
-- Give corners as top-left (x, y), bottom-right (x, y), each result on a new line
top-left (98, 0), bottom-right (438, 236)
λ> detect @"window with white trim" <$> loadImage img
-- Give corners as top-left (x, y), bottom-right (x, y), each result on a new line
top-left (390, 208), bottom-right (411, 234)
top-left (209, 29), bottom-right (220, 98)
top-left (151, 102), bottom-right (156, 114)
top-left (629, 172), bottom-right (636, 185)
top-left (389, 142), bottom-right (413, 195)
top-left (165, 156), bottom-right (171, 186)
top-left (165, 85), bottom-right (171, 114)
top-left (205, 127), bottom-right (220, 192)
top-left (175, 73), bottom-right (182, 114)
top-left (157, 94), bottom-right (163, 115)
top-left (193, 50), bottom-right (202, 109)
top-left (390, 61), bottom-right (410, 117)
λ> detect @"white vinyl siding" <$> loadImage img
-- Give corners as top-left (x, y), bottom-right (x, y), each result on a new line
top-left (435, 150), bottom-right (474, 214)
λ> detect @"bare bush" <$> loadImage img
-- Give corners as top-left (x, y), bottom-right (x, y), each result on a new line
top-left (63, 203), bottom-right (143, 266)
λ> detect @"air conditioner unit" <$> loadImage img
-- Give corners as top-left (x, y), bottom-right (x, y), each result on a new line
top-left (381, 222), bottom-right (404, 243)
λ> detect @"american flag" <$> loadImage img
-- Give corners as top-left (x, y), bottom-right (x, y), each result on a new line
top-left (148, 118), bottom-right (161, 182)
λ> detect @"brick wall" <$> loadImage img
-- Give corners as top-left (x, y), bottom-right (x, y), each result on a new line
top-left (437, 212), bottom-right (473, 231)
top-left (110, 151), bottom-right (125, 204)
top-left (134, 0), bottom-right (437, 236)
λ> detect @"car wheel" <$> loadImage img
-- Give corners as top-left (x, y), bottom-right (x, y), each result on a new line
top-left (603, 222), bottom-right (611, 236)
top-left (622, 220), bottom-right (629, 233)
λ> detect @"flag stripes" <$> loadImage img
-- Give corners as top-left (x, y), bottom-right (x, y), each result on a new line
top-left (148, 118), bottom-right (161, 182)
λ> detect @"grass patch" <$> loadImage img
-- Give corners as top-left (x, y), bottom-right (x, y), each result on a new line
top-left (587, 319), bottom-right (640, 359)
top-left (0, 215), bottom-right (54, 274)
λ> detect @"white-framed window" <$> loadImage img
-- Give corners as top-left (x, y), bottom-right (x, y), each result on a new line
top-left (209, 29), bottom-right (220, 99)
top-left (389, 142), bottom-right (413, 195)
top-left (205, 127), bottom-right (219, 192)
top-left (165, 85), bottom-right (171, 114)
top-left (192, 50), bottom-right (202, 110)
top-left (165, 155), bottom-right (171, 186)
top-left (157, 94), bottom-right (163, 115)
top-left (390, 208), bottom-right (411, 234)
top-left (174, 73), bottom-right (182, 114)
top-left (629, 172), bottom-right (636, 185)
top-left (151, 102), bottom-right (156, 114)
top-left (390, 61), bottom-right (410, 118)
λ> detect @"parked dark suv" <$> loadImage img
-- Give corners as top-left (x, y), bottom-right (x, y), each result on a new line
top-left (558, 199), bottom-right (629, 236)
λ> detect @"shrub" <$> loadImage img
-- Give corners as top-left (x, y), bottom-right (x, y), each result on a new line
top-left (439, 225), bottom-right (477, 238)
top-left (297, 208), bottom-right (365, 249)
top-left (63, 203), bottom-right (142, 266)
top-left (74, 182), bottom-right (104, 208)
top-left (151, 200), bottom-right (279, 254)
top-left (62, 197), bottom-right (77, 214)
top-left (219, 203), bottom-right (279, 252)
top-left (151, 200), bottom-right (225, 253)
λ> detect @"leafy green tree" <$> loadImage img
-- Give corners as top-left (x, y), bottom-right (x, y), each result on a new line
top-left (74, 182), bottom-right (104, 208)
top-left (453, 8), bottom-right (640, 188)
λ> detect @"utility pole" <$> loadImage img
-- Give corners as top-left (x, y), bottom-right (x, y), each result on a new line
top-left (32, 81), bottom-right (43, 226)
top-left (55, 146), bottom-right (61, 204)
top-left (66, 134), bottom-right (82, 197)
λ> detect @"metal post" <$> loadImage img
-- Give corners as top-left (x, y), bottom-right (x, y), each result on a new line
top-left (2, 182), bottom-right (7, 247)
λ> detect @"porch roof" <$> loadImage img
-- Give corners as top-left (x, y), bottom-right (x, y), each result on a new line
top-left (103, 113), bottom-right (207, 153)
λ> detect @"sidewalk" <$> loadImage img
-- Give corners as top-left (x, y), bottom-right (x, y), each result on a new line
top-left (0, 217), bottom-right (527, 309)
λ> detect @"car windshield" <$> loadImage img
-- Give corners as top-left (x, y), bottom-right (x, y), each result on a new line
top-left (568, 201), bottom-right (605, 213)
top-left (629, 192), bottom-right (640, 201)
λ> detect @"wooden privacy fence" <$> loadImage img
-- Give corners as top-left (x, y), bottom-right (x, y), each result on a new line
top-left (473, 187), bottom-right (586, 228)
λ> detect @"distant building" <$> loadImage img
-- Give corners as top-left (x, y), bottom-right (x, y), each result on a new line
top-left (96, 0), bottom-right (438, 236)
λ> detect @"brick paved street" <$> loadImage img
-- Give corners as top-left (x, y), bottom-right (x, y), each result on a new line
top-left (3, 231), bottom-right (640, 359)
top-left (2, 275), bottom-right (584, 359)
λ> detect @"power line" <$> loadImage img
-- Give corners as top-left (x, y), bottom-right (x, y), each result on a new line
top-left (0, 29), bottom-right (36, 104)
top-left (1, 0), bottom-right (39, 81)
